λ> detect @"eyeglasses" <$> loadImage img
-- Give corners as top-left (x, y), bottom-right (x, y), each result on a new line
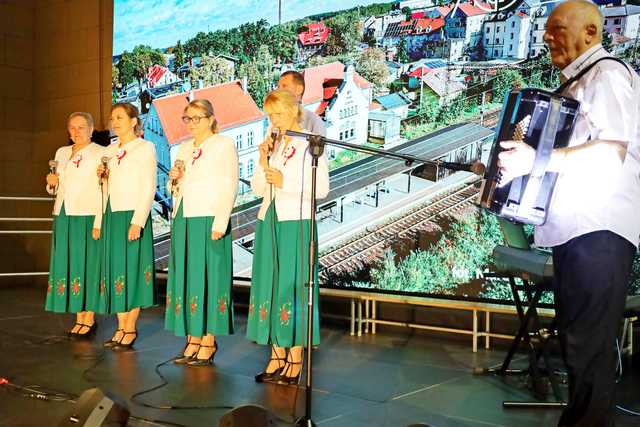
top-left (181, 115), bottom-right (209, 124)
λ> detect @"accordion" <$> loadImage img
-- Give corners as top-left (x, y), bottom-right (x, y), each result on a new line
top-left (479, 88), bottom-right (580, 225)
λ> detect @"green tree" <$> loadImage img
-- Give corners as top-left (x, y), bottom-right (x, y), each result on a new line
top-left (173, 40), bottom-right (186, 72)
top-left (238, 45), bottom-right (276, 108)
top-left (268, 23), bottom-right (298, 63)
top-left (356, 48), bottom-right (389, 89)
top-left (116, 51), bottom-right (136, 88)
top-left (492, 68), bottom-right (525, 103)
top-left (325, 12), bottom-right (362, 56)
top-left (363, 30), bottom-right (377, 48)
top-left (184, 32), bottom-right (210, 60)
top-left (130, 45), bottom-right (166, 89)
top-left (111, 64), bottom-right (120, 90)
top-left (401, 6), bottom-right (412, 21)
top-left (417, 92), bottom-right (440, 123)
top-left (190, 55), bottom-right (234, 88)
top-left (397, 36), bottom-right (409, 63)
top-left (437, 94), bottom-right (465, 124)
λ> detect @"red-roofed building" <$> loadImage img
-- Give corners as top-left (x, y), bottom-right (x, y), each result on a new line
top-left (415, 17), bottom-right (445, 34)
top-left (297, 22), bottom-right (331, 61)
top-left (301, 62), bottom-right (371, 107)
top-left (301, 63), bottom-right (373, 158)
top-left (145, 80), bottom-right (265, 194)
top-left (445, 1), bottom-right (490, 55)
top-left (146, 65), bottom-right (178, 88)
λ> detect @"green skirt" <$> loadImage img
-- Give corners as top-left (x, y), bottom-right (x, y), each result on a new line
top-left (246, 203), bottom-right (320, 347)
top-left (164, 203), bottom-right (234, 337)
top-left (96, 201), bottom-right (157, 314)
top-left (45, 204), bottom-right (101, 313)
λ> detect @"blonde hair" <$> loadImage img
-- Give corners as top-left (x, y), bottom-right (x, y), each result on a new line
top-left (111, 102), bottom-right (142, 134)
top-left (263, 89), bottom-right (304, 125)
top-left (184, 99), bottom-right (218, 133)
top-left (67, 111), bottom-right (94, 129)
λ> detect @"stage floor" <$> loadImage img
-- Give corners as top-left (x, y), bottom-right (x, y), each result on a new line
top-left (1, 286), bottom-right (638, 427)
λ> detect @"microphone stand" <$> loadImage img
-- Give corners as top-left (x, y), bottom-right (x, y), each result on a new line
top-left (286, 130), bottom-right (480, 427)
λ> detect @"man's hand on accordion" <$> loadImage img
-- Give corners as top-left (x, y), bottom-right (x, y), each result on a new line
top-left (498, 140), bottom-right (536, 184)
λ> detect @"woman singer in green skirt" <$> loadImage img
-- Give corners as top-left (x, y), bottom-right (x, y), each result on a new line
top-left (45, 112), bottom-right (105, 338)
top-left (246, 89), bottom-right (329, 385)
top-left (96, 102), bottom-right (157, 351)
top-left (164, 99), bottom-right (238, 365)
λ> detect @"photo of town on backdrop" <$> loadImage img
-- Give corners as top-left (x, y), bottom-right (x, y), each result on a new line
top-left (112, 0), bottom-right (640, 304)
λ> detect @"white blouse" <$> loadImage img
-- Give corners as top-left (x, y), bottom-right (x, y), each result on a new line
top-left (168, 134), bottom-right (239, 233)
top-left (97, 138), bottom-right (157, 229)
top-left (49, 143), bottom-right (105, 220)
top-left (251, 133), bottom-right (329, 221)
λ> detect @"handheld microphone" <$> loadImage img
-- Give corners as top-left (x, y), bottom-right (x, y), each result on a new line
top-left (47, 160), bottom-right (58, 192)
top-left (100, 156), bottom-right (110, 184)
top-left (268, 127), bottom-right (281, 162)
top-left (171, 159), bottom-right (185, 197)
top-left (48, 160), bottom-right (58, 175)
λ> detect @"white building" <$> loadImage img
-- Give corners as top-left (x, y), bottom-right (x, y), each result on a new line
top-left (603, 5), bottom-right (640, 40)
top-left (504, 11), bottom-right (531, 59)
top-left (528, 2), bottom-right (555, 58)
top-left (398, 0), bottom-right (436, 10)
top-left (445, 2), bottom-right (490, 49)
top-left (301, 62), bottom-right (372, 159)
top-left (483, 13), bottom-right (507, 58)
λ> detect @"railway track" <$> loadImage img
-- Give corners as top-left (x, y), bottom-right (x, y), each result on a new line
top-left (319, 179), bottom-right (481, 278)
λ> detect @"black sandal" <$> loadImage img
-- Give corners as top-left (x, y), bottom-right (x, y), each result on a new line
top-left (187, 342), bottom-right (217, 366)
top-left (278, 351), bottom-right (304, 386)
top-left (112, 331), bottom-right (137, 351)
top-left (66, 323), bottom-right (82, 337)
top-left (255, 347), bottom-right (287, 383)
top-left (103, 329), bottom-right (124, 348)
top-left (72, 322), bottom-right (98, 340)
top-left (174, 338), bottom-right (200, 364)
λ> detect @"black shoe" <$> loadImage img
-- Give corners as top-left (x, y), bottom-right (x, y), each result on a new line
top-left (72, 322), bottom-right (98, 340)
top-left (278, 356), bottom-right (303, 386)
top-left (112, 331), bottom-right (137, 352)
top-left (103, 329), bottom-right (124, 348)
top-left (187, 343), bottom-right (217, 366)
top-left (255, 347), bottom-right (287, 383)
top-left (174, 339), bottom-right (200, 364)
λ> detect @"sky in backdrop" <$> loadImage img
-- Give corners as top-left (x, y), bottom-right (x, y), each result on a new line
top-left (113, 0), bottom-right (389, 55)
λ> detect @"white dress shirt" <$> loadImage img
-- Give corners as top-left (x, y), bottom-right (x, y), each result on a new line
top-left (49, 143), bottom-right (105, 220)
top-left (96, 138), bottom-right (157, 229)
top-left (168, 134), bottom-right (239, 233)
top-left (302, 108), bottom-right (327, 137)
top-left (535, 44), bottom-right (640, 248)
top-left (251, 133), bottom-right (330, 221)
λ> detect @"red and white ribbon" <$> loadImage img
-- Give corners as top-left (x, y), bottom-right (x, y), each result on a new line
top-left (72, 153), bottom-right (83, 168)
top-left (192, 147), bottom-right (203, 165)
top-left (283, 145), bottom-right (296, 165)
top-left (116, 148), bottom-right (127, 165)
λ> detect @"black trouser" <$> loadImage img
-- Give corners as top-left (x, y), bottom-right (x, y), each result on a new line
top-left (552, 231), bottom-right (636, 427)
